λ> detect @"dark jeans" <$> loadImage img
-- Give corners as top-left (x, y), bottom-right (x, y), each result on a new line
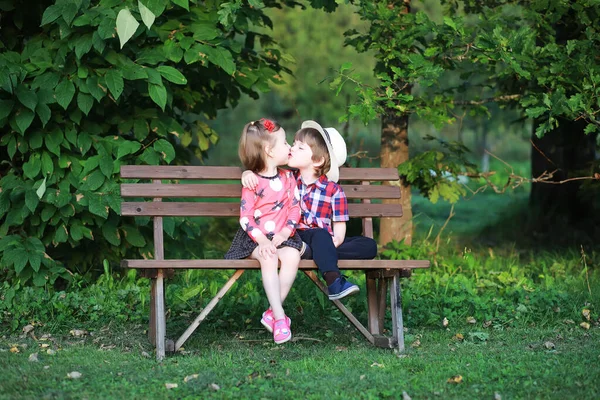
top-left (298, 228), bottom-right (377, 275)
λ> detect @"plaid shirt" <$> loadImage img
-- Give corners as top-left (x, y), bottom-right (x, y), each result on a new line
top-left (295, 174), bottom-right (349, 235)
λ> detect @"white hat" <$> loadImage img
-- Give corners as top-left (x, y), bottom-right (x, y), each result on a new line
top-left (301, 120), bottom-right (347, 183)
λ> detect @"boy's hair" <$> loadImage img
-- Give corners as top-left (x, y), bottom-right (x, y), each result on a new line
top-left (239, 119), bottom-right (282, 173)
top-left (295, 127), bottom-right (331, 177)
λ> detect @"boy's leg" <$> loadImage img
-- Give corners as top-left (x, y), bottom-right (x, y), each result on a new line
top-left (337, 236), bottom-right (378, 260)
top-left (298, 228), bottom-right (339, 278)
top-left (277, 247), bottom-right (300, 303)
top-left (299, 228), bottom-right (359, 300)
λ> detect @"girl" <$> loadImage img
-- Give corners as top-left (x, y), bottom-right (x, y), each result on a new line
top-left (225, 118), bottom-right (301, 344)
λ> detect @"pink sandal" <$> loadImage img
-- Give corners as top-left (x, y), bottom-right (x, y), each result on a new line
top-left (261, 309), bottom-right (291, 333)
top-left (273, 318), bottom-right (292, 344)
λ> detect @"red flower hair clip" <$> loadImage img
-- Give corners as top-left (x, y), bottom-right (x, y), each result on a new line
top-left (260, 118), bottom-right (276, 133)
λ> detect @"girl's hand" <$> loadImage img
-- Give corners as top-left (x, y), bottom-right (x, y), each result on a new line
top-left (241, 170), bottom-right (259, 190)
top-left (271, 233), bottom-right (288, 248)
top-left (257, 242), bottom-right (277, 260)
top-left (271, 228), bottom-right (292, 248)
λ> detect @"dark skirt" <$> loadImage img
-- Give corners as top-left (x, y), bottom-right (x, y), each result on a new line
top-left (224, 228), bottom-right (303, 260)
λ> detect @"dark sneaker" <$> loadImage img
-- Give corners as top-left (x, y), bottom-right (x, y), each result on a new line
top-left (327, 276), bottom-right (359, 300)
top-left (300, 241), bottom-right (312, 260)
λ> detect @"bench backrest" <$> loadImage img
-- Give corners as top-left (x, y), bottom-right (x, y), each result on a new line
top-left (120, 166), bottom-right (403, 239)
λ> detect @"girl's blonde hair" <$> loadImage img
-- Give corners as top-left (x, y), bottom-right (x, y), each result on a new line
top-left (239, 119), bottom-right (282, 173)
top-left (295, 127), bottom-right (330, 177)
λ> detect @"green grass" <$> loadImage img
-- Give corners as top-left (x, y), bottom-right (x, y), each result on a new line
top-left (1, 323), bottom-right (599, 399)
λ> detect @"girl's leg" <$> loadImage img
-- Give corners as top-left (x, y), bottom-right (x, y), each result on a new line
top-left (251, 248), bottom-right (285, 321)
top-left (277, 247), bottom-right (300, 304)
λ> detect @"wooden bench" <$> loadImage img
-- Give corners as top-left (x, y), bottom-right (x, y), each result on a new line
top-left (120, 165), bottom-right (430, 360)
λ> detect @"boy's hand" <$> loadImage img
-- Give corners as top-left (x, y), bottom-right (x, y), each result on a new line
top-left (333, 236), bottom-right (343, 248)
top-left (241, 170), bottom-right (259, 190)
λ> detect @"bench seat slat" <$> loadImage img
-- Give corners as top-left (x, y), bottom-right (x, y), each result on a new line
top-left (122, 259), bottom-right (430, 270)
top-left (120, 183), bottom-right (401, 199)
top-left (121, 166), bottom-right (400, 181)
top-left (121, 202), bottom-right (403, 217)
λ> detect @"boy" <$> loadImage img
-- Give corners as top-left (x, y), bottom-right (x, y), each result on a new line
top-left (243, 120), bottom-right (377, 300)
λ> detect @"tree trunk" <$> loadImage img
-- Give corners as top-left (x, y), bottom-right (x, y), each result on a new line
top-left (380, 112), bottom-right (412, 246)
top-left (530, 118), bottom-right (597, 230)
top-left (378, 0), bottom-right (412, 246)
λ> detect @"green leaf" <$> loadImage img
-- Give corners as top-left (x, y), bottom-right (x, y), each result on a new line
top-left (98, 17), bottom-right (116, 39)
top-left (78, 133), bottom-right (92, 155)
top-left (15, 108), bottom-right (35, 134)
top-left (77, 92), bottom-right (94, 115)
top-left (122, 224), bottom-right (146, 247)
top-left (82, 169), bottom-right (106, 190)
top-left (443, 16), bottom-right (457, 31)
top-left (140, 0), bottom-right (165, 17)
top-left (86, 76), bottom-right (106, 102)
top-left (117, 140), bottom-right (142, 159)
top-left (153, 139), bottom-right (175, 163)
top-left (146, 68), bottom-right (162, 85)
top-left (25, 190), bottom-right (39, 213)
top-left (157, 66), bottom-right (187, 85)
top-left (16, 84), bottom-right (37, 111)
top-left (0, 99), bottom-right (14, 120)
top-left (40, 203), bottom-right (55, 221)
top-left (92, 31), bottom-right (106, 53)
top-left (62, 2), bottom-right (79, 26)
top-left (65, 128), bottom-right (77, 146)
top-left (148, 83), bottom-right (167, 111)
top-left (32, 272), bottom-right (47, 286)
top-left (140, 147), bottom-right (160, 165)
top-left (584, 123), bottom-right (597, 135)
top-left (89, 193), bottom-right (109, 218)
top-left (29, 131), bottom-right (43, 149)
top-left (133, 119), bottom-right (149, 141)
top-left (138, 0), bottom-right (155, 29)
top-left (102, 221), bottom-right (121, 246)
top-left (41, 152), bottom-right (54, 176)
top-left (116, 8), bottom-right (140, 49)
top-left (191, 23), bottom-right (218, 41)
top-left (171, 0), bottom-right (189, 10)
top-left (36, 103), bottom-right (51, 127)
top-left (54, 224), bottom-right (69, 244)
top-left (205, 46), bottom-right (235, 76)
top-left (74, 34), bottom-right (93, 59)
top-left (45, 129), bottom-right (63, 157)
top-left (6, 247), bottom-right (28, 275)
top-left (36, 177), bottom-right (47, 199)
top-left (7, 136), bottom-right (16, 159)
top-left (41, 4), bottom-right (63, 26)
top-left (23, 153), bottom-right (42, 179)
top-left (99, 154), bottom-right (114, 177)
top-left (122, 64), bottom-right (148, 80)
top-left (526, 107), bottom-right (547, 119)
top-left (70, 222), bottom-right (84, 241)
top-left (55, 79), bottom-right (76, 110)
top-left (105, 70), bottom-right (124, 100)
top-left (32, 72), bottom-right (60, 91)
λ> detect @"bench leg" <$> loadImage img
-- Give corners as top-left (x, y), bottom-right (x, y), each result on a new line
top-left (377, 279), bottom-right (388, 333)
top-left (390, 271), bottom-right (405, 352)
top-left (155, 269), bottom-right (166, 361)
top-left (149, 279), bottom-right (157, 346)
top-left (366, 277), bottom-right (379, 334)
